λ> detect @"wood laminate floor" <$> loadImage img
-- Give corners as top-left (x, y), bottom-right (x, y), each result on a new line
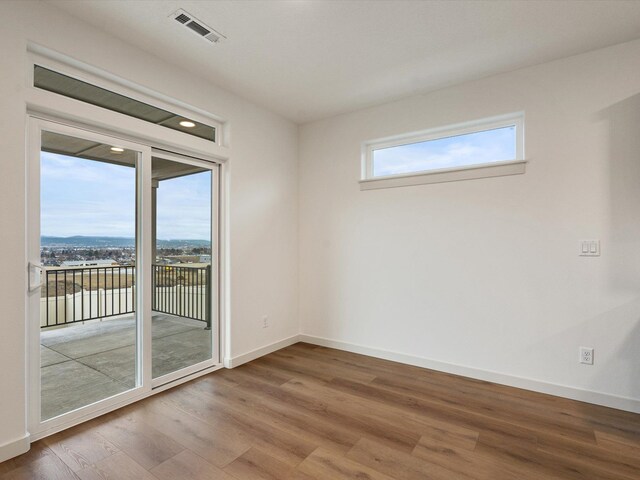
top-left (1, 342), bottom-right (639, 479)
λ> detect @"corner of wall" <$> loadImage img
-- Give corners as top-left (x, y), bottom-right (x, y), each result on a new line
top-left (225, 334), bottom-right (301, 368)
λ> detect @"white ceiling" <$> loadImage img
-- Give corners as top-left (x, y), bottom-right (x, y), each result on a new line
top-left (46, 0), bottom-right (640, 124)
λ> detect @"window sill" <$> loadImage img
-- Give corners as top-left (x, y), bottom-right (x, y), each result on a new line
top-left (359, 159), bottom-right (527, 191)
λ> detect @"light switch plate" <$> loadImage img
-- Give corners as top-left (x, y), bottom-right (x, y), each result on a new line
top-left (579, 240), bottom-right (600, 257)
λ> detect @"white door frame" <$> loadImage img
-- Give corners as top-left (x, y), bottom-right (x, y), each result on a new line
top-left (149, 148), bottom-right (221, 389)
top-left (27, 118), bottom-right (152, 437)
top-left (27, 116), bottom-right (224, 440)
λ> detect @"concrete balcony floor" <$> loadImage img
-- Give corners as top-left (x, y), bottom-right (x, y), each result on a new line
top-left (40, 313), bottom-right (212, 421)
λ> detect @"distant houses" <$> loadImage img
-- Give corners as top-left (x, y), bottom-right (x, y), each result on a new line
top-left (156, 254), bottom-right (211, 265)
top-left (60, 259), bottom-right (117, 267)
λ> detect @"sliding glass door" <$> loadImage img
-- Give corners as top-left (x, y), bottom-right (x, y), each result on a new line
top-left (28, 119), bottom-right (219, 435)
top-left (151, 151), bottom-right (218, 385)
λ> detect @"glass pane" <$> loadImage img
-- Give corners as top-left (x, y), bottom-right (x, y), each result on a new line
top-left (372, 125), bottom-right (517, 177)
top-left (151, 157), bottom-right (213, 379)
top-left (40, 131), bottom-right (138, 421)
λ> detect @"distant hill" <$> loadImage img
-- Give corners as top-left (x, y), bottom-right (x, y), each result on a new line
top-left (41, 236), bottom-right (210, 248)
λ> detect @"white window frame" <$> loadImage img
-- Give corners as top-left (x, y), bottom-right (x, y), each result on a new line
top-left (360, 112), bottom-right (526, 190)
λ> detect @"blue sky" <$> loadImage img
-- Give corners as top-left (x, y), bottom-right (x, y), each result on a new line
top-left (41, 152), bottom-right (211, 240)
top-left (156, 170), bottom-right (211, 241)
top-left (372, 126), bottom-right (516, 177)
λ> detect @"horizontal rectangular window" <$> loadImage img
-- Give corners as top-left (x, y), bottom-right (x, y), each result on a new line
top-left (361, 113), bottom-right (525, 189)
top-left (372, 125), bottom-right (517, 176)
top-left (34, 66), bottom-right (216, 143)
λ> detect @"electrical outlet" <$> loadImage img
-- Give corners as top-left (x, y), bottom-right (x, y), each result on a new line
top-left (262, 316), bottom-right (269, 328)
top-left (579, 347), bottom-right (594, 365)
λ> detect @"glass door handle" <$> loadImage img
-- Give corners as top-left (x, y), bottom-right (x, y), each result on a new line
top-left (28, 262), bottom-right (43, 292)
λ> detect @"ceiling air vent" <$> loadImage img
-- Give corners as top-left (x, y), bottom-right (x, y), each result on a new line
top-left (170, 9), bottom-right (226, 43)
top-left (175, 13), bottom-right (190, 24)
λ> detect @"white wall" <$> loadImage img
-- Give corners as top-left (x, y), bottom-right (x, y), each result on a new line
top-left (299, 39), bottom-right (640, 410)
top-left (0, 1), bottom-right (298, 454)
top-left (2, 0), bottom-right (640, 462)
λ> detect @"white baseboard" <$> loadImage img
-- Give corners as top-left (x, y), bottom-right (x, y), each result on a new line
top-left (0, 433), bottom-right (30, 463)
top-left (299, 334), bottom-right (640, 414)
top-left (224, 334), bottom-right (301, 368)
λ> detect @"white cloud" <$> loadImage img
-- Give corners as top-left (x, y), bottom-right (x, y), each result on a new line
top-left (373, 128), bottom-right (515, 176)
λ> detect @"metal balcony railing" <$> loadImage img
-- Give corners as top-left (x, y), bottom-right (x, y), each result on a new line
top-left (151, 264), bottom-right (211, 328)
top-left (40, 264), bottom-right (211, 329)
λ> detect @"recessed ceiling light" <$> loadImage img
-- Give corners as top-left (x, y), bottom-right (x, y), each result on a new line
top-left (110, 147), bottom-right (125, 153)
top-left (179, 120), bottom-right (196, 128)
